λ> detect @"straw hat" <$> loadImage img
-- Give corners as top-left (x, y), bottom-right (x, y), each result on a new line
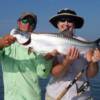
top-left (49, 8), bottom-right (84, 28)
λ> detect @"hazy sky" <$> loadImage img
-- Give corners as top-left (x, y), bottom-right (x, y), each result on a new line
top-left (0, 0), bottom-right (100, 40)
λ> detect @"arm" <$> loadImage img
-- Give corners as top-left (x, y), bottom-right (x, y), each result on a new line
top-left (0, 34), bottom-right (16, 60)
top-left (86, 62), bottom-right (99, 78)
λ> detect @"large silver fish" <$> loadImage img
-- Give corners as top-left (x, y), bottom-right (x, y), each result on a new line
top-left (11, 30), bottom-right (100, 55)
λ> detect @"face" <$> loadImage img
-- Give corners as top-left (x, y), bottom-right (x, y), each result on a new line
top-left (18, 16), bottom-right (35, 32)
top-left (57, 18), bottom-right (75, 32)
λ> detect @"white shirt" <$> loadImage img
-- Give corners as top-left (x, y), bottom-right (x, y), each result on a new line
top-left (46, 36), bottom-right (91, 100)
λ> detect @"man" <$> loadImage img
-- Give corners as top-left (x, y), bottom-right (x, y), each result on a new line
top-left (0, 12), bottom-right (53, 100)
top-left (46, 8), bottom-right (99, 100)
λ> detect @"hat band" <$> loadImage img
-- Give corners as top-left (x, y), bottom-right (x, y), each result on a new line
top-left (57, 13), bottom-right (78, 17)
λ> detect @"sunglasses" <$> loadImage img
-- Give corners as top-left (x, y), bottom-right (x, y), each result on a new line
top-left (21, 17), bottom-right (34, 25)
top-left (59, 18), bottom-right (73, 23)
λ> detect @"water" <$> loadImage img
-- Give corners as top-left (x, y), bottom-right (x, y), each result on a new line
top-left (90, 69), bottom-right (100, 100)
top-left (0, 65), bottom-right (100, 100)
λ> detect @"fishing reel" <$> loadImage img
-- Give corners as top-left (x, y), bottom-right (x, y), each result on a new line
top-left (77, 81), bottom-right (90, 96)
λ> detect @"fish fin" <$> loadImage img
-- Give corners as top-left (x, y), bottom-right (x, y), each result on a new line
top-left (95, 38), bottom-right (100, 49)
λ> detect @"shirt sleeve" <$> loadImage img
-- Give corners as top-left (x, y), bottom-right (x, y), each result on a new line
top-left (0, 49), bottom-right (4, 61)
top-left (35, 54), bottom-right (53, 79)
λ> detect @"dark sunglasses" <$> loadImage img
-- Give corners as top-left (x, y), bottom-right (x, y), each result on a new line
top-left (21, 17), bottom-right (34, 25)
top-left (59, 18), bottom-right (73, 23)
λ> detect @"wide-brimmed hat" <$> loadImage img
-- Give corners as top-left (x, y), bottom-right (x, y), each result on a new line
top-left (18, 12), bottom-right (37, 30)
top-left (49, 8), bottom-right (84, 29)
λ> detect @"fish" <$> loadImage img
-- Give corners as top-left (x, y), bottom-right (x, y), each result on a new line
top-left (29, 33), bottom-right (100, 55)
top-left (11, 30), bottom-right (100, 55)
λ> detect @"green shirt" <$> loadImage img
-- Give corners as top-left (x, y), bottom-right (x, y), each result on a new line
top-left (0, 42), bottom-right (53, 100)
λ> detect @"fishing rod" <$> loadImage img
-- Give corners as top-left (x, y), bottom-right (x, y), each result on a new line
top-left (56, 69), bottom-right (85, 100)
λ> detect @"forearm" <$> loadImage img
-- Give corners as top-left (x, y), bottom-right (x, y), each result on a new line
top-left (51, 58), bottom-right (72, 77)
top-left (86, 62), bottom-right (99, 78)
top-left (0, 34), bottom-right (16, 49)
top-left (0, 38), bottom-right (4, 49)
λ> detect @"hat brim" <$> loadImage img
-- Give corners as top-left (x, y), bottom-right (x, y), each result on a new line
top-left (49, 14), bottom-right (84, 28)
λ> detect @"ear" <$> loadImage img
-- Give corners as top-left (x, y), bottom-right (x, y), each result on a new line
top-left (17, 20), bottom-right (21, 27)
top-left (17, 20), bottom-right (23, 30)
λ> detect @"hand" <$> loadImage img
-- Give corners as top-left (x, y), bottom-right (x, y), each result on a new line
top-left (64, 47), bottom-right (80, 64)
top-left (44, 49), bottom-right (59, 60)
top-left (92, 48), bottom-right (100, 62)
top-left (84, 49), bottom-right (94, 62)
top-left (0, 34), bottom-right (16, 48)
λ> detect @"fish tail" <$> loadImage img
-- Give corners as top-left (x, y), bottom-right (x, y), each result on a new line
top-left (95, 38), bottom-right (100, 49)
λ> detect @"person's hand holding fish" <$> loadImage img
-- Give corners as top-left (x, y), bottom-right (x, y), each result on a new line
top-left (92, 48), bottom-right (100, 62)
top-left (84, 49), bottom-right (94, 62)
top-left (63, 47), bottom-right (80, 65)
top-left (0, 34), bottom-right (16, 49)
top-left (85, 48), bottom-right (100, 63)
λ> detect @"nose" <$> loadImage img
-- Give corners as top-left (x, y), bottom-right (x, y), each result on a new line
top-left (62, 23), bottom-right (71, 30)
top-left (65, 22), bottom-right (74, 29)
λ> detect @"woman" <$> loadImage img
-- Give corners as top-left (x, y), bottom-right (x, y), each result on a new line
top-left (45, 8), bottom-right (99, 100)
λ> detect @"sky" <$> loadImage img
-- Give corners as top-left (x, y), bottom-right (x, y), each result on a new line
top-left (0, 0), bottom-right (100, 40)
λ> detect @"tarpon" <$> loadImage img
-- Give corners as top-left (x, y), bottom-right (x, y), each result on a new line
top-left (11, 30), bottom-right (100, 55)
